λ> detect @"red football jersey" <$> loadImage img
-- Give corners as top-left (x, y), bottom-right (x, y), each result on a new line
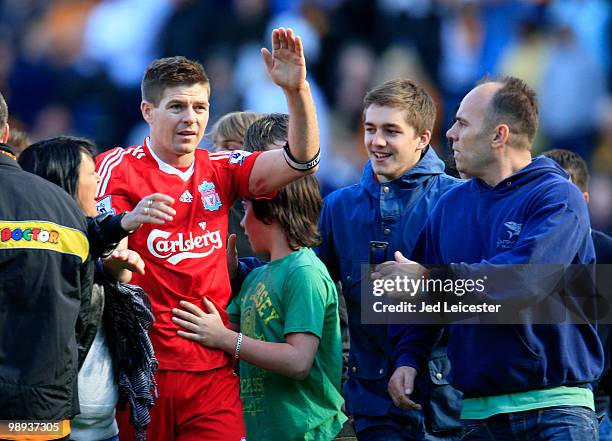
top-left (96, 138), bottom-right (265, 371)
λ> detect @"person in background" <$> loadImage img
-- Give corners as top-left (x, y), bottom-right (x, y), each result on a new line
top-left (209, 110), bottom-right (261, 152)
top-left (210, 110), bottom-right (265, 261)
top-left (243, 112), bottom-right (289, 153)
top-left (543, 148), bottom-right (612, 440)
top-left (6, 126), bottom-right (31, 158)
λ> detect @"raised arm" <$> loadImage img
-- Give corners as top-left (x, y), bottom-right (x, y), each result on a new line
top-left (248, 28), bottom-right (319, 195)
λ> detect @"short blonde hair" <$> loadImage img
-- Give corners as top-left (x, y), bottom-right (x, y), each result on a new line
top-left (210, 111), bottom-right (261, 150)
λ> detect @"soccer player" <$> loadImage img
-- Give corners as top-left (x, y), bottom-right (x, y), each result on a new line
top-left (95, 28), bottom-right (319, 441)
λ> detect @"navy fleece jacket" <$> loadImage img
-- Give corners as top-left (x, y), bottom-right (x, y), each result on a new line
top-left (391, 156), bottom-right (603, 398)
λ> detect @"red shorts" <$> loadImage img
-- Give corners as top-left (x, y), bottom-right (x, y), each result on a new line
top-left (116, 365), bottom-right (245, 441)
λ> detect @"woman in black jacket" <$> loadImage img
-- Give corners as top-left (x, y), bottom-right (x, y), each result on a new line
top-left (19, 136), bottom-right (175, 441)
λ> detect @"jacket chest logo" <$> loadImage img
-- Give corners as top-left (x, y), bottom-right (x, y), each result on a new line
top-left (497, 221), bottom-right (522, 249)
top-left (198, 180), bottom-right (222, 211)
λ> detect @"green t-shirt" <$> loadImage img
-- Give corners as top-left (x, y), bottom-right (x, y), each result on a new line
top-left (227, 248), bottom-right (347, 441)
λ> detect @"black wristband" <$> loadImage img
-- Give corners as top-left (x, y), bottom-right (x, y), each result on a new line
top-left (282, 142), bottom-right (320, 171)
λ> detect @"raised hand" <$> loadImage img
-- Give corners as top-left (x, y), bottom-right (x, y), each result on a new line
top-left (261, 28), bottom-right (306, 91)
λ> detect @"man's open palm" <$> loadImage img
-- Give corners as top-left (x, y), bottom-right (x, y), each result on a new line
top-left (261, 27), bottom-right (306, 90)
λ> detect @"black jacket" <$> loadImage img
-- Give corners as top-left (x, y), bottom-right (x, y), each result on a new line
top-left (0, 145), bottom-right (94, 420)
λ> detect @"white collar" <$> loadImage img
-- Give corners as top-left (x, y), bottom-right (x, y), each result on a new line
top-left (145, 137), bottom-right (195, 182)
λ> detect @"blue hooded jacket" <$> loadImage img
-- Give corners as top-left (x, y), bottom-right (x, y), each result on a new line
top-left (319, 147), bottom-right (461, 433)
top-left (392, 156), bottom-right (603, 398)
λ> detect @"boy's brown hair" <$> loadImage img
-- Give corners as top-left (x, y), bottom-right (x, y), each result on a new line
top-left (142, 56), bottom-right (210, 106)
top-left (251, 175), bottom-right (322, 250)
top-left (363, 79), bottom-right (436, 134)
top-left (244, 113), bottom-right (289, 152)
top-left (543, 149), bottom-right (589, 192)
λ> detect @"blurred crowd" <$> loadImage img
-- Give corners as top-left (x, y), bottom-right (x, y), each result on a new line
top-left (0, 0), bottom-right (610, 233)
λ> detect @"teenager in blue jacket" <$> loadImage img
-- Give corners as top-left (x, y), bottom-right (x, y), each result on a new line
top-left (386, 77), bottom-right (603, 440)
top-left (318, 79), bottom-right (462, 440)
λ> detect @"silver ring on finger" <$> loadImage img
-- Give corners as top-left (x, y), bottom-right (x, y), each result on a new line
top-left (144, 207), bottom-right (149, 215)
top-left (147, 199), bottom-right (154, 208)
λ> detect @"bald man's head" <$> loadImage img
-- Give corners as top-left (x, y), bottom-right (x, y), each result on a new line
top-left (477, 77), bottom-right (539, 149)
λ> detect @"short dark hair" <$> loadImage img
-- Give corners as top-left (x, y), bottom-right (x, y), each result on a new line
top-left (479, 76), bottom-right (539, 147)
top-left (250, 175), bottom-right (322, 250)
top-left (244, 113), bottom-right (289, 152)
top-left (18, 136), bottom-right (96, 201)
top-left (543, 149), bottom-right (589, 192)
top-left (142, 56), bottom-right (210, 106)
top-left (0, 92), bottom-right (8, 130)
top-left (363, 79), bottom-right (436, 135)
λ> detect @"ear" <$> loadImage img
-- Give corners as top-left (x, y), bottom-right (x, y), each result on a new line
top-left (416, 130), bottom-right (431, 151)
top-left (491, 124), bottom-right (509, 148)
top-left (141, 101), bottom-right (154, 124)
top-left (1, 123), bottom-right (9, 144)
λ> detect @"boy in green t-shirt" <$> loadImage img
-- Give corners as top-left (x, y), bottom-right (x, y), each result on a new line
top-left (172, 174), bottom-right (347, 441)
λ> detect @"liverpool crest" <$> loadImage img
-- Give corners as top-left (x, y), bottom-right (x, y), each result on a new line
top-left (198, 180), bottom-right (222, 211)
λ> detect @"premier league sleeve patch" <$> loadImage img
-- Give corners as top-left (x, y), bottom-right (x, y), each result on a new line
top-left (96, 195), bottom-right (115, 215)
top-left (228, 150), bottom-right (252, 165)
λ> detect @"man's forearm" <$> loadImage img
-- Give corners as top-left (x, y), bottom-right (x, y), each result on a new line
top-left (284, 82), bottom-right (319, 163)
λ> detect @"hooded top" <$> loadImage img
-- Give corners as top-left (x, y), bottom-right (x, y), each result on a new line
top-left (392, 156), bottom-right (603, 398)
top-left (319, 146), bottom-right (462, 426)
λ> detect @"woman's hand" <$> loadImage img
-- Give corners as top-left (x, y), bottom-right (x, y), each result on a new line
top-left (103, 248), bottom-right (145, 282)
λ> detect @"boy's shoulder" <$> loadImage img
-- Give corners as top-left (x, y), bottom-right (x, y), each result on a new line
top-left (285, 248), bottom-right (329, 274)
top-left (283, 249), bottom-right (337, 296)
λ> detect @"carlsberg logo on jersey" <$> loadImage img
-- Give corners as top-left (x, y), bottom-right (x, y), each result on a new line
top-left (147, 224), bottom-right (222, 265)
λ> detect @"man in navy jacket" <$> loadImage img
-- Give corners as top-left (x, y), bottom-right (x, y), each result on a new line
top-left (386, 78), bottom-right (603, 440)
top-left (543, 148), bottom-right (612, 439)
top-left (318, 79), bottom-right (462, 440)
